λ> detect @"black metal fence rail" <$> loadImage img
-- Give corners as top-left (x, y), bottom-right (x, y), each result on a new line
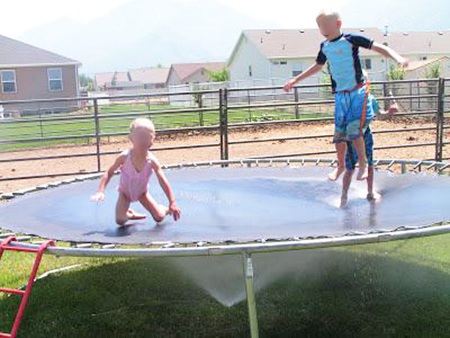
top-left (0, 78), bottom-right (448, 181)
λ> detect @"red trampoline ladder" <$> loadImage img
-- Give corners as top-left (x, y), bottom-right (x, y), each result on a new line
top-left (0, 236), bottom-right (54, 338)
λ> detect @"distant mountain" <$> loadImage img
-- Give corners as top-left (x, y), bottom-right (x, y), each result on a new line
top-left (341, 0), bottom-right (450, 32)
top-left (19, 0), bottom-right (276, 75)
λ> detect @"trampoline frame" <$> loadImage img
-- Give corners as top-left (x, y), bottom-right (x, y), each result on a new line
top-left (2, 158), bottom-right (450, 338)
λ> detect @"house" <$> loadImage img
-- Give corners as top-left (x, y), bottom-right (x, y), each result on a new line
top-left (128, 67), bottom-right (170, 89)
top-left (404, 56), bottom-right (450, 79)
top-left (94, 67), bottom-right (170, 93)
top-left (0, 35), bottom-right (81, 116)
top-left (94, 71), bottom-right (141, 92)
top-left (228, 29), bottom-right (450, 85)
top-left (167, 62), bottom-right (226, 86)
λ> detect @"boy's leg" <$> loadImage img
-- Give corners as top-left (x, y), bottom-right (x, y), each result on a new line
top-left (341, 169), bottom-right (354, 207)
top-left (116, 193), bottom-right (131, 226)
top-left (364, 127), bottom-right (377, 200)
top-left (138, 192), bottom-right (169, 223)
top-left (328, 142), bottom-right (347, 181)
top-left (366, 166), bottom-right (375, 200)
top-left (352, 136), bottom-right (368, 180)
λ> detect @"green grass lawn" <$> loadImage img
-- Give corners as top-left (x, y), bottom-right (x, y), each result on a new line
top-left (0, 103), bottom-right (331, 152)
top-left (1, 233), bottom-right (450, 337)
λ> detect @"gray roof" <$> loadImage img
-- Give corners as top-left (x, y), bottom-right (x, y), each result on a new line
top-left (230, 28), bottom-right (450, 63)
top-left (0, 35), bottom-right (80, 67)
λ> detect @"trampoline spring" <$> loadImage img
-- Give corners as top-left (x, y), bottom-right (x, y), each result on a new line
top-left (315, 159), bottom-right (321, 166)
top-left (0, 233), bottom-right (16, 239)
top-left (438, 163), bottom-right (450, 173)
top-left (426, 162), bottom-right (438, 170)
top-left (102, 244), bottom-right (117, 249)
top-left (413, 161), bottom-right (424, 170)
top-left (386, 160), bottom-right (396, 170)
top-left (330, 159), bottom-right (336, 167)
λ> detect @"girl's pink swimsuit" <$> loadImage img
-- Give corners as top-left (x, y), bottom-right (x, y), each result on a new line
top-left (118, 150), bottom-right (154, 202)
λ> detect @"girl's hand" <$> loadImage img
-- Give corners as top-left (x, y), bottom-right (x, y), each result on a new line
top-left (169, 201), bottom-right (181, 221)
top-left (90, 192), bottom-right (105, 202)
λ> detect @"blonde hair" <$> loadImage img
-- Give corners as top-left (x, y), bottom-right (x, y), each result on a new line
top-left (129, 117), bottom-right (155, 133)
top-left (316, 10), bottom-right (341, 22)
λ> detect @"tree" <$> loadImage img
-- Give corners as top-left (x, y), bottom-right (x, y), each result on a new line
top-left (387, 65), bottom-right (405, 81)
top-left (424, 62), bottom-right (441, 109)
top-left (206, 68), bottom-right (229, 82)
top-left (424, 62), bottom-right (441, 79)
top-left (79, 74), bottom-right (94, 91)
top-left (386, 65), bottom-right (406, 103)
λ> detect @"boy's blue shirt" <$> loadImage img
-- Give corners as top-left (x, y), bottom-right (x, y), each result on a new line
top-left (316, 33), bottom-right (374, 92)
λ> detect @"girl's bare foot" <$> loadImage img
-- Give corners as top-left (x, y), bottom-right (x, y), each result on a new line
top-left (127, 208), bottom-right (147, 220)
top-left (328, 166), bottom-right (345, 181)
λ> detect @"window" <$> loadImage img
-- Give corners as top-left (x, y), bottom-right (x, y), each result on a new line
top-left (48, 68), bottom-right (63, 91)
top-left (248, 65), bottom-right (252, 77)
top-left (1, 70), bottom-right (16, 93)
top-left (292, 63), bottom-right (302, 77)
top-left (272, 61), bottom-right (287, 66)
top-left (362, 58), bottom-right (372, 70)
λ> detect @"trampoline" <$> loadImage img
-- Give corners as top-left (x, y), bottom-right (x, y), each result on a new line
top-left (2, 158), bottom-right (450, 338)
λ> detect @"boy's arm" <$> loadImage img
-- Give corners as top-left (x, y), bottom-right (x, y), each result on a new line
top-left (283, 63), bottom-right (324, 92)
top-left (91, 154), bottom-right (126, 201)
top-left (371, 42), bottom-right (408, 67)
top-left (151, 157), bottom-right (181, 221)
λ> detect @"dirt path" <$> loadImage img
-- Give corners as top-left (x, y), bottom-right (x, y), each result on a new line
top-left (0, 118), bottom-right (446, 193)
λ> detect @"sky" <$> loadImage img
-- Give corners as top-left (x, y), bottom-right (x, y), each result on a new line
top-left (2, 0), bottom-right (351, 38)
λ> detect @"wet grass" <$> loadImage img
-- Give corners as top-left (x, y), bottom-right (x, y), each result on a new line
top-left (1, 233), bottom-right (450, 337)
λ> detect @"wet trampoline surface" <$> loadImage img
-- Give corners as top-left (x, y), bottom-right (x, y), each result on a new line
top-left (1, 166), bottom-right (450, 244)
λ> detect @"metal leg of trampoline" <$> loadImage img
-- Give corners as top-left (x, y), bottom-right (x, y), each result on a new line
top-left (243, 252), bottom-right (259, 338)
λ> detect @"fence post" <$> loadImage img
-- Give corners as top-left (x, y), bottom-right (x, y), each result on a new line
top-left (219, 89), bottom-right (229, 161)
top-left (247, 89), bottom-right (252, 122)
top-left (93, 98), bottom-right (101, 172)
top-left (198, 93), bottom-right (204, 127)
top-left (294, 87), bottom-right (299, 119)
top-left (435, 78), bottom-right (445, 162)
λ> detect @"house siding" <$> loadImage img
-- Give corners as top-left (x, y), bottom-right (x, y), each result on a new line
top-left (0, 65), bottom-right (79, 114)
top-left (229, 35), bottom-right (272, 85)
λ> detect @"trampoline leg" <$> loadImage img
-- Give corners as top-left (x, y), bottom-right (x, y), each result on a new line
top-left (243, 252), bottom-right (259, 338)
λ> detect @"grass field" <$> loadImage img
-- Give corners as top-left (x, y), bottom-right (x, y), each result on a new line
top-left (0, 103), bottom-right (332, 152)
top-left (1, 233), bottom-right (450, 337)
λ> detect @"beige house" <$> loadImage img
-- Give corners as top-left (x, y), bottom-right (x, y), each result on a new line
top-left (128, 68), bottom-right (170, 89)
top-left (405, 56), bottom-right (450, 79)
top-left (167, 62), bottom-right (226, 86)
top-left (228, 29), bottom-right (450, 85)
top-left (0, 35), bottom-right (81, 116)
top-left (94, 68), bottom-right (170, 93)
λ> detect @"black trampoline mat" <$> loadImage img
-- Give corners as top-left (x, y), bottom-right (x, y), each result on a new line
top-left (1, 166), bottom-right (450, 244)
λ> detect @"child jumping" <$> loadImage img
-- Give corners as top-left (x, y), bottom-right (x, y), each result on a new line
top-left (91, 117), bottom-right (181, 226)
top-left (284, 10), bottom-right (408, 181)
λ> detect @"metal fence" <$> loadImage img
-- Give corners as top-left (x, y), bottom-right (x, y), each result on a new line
top-left (0, 78), bottom-right (449, 182)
